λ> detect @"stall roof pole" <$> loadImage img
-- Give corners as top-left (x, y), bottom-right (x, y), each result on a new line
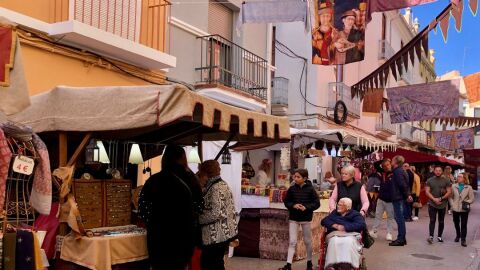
top-left (214, 132), bottom-right (236, 161)
top-left (67, 133), bottom-right (93, 167)
top-left (59, 132), bottom-right (68, 167)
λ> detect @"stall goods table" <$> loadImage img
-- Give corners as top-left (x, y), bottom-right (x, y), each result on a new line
top-left (59, 226), bottom-right (148, 270)
top-left (236, 206), bottom-right (327, 261)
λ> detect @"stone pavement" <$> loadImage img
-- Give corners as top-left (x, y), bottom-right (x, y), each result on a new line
top-left (227, 191), bottom-right (480, 270)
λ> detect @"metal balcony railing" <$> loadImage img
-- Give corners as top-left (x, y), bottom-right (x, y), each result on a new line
top-left (375, 110), bottom-right (396, 134)
top-left (397, 123), bottom-right (413, 141)
top-left (328, 82), bottom-right (361, 118)
top-left (72, 0), bottom-right (142, 42)
top-left (272, 77), bottom-right (289, 106)
top-left (378, 40), bottom-right (395, 60)
top-left (196, 35), bottom-right (268, 101)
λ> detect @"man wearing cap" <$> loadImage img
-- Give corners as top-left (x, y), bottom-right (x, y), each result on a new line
top-left (333, 9), bottom-right (365, 64)
top-left (312, 1), bottom-right (335, 65)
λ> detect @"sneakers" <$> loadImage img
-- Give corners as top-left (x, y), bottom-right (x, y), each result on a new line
top-left (412, 216), bottom-right (419, 221)
top-left (437, 237), bottom-right (444, 243)
top-left (448, 210), bottom-right (452, 215)
top-left (427, 236), bottom-right (434, 244)
top-left (369, 230), bottom-right (378, 239)
top-left (386, 233), bottom-right (393, 241)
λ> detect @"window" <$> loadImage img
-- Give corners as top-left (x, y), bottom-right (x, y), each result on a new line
top-left (208, 1), bottom-right (233, 40)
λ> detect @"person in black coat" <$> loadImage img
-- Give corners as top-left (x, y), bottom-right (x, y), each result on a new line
top-left (279, 169), bottom-right (320, 270)
top-left (138, 145), bottom-right (203, 270)
top-left (389, 156), bottom-right (413, 247)
top-left (321, 197), bottom-right (366, 234)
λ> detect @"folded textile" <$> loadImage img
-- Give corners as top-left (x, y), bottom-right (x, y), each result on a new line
top-left (33, 202), bottom-right (60, 260)
top-left (3, 232), bottom-right (16, 270)
top-left (16, 230), bottom-right (35, 270)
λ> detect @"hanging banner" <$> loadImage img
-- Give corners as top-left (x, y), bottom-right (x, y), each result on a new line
top-left (367, 0), bottom-right (437, 22)
top-left (464, 72), bottom-right (480, 104)
top-left (312, 0), bottom-right (367, 65)
top-left (432, 128), bottom-right (474, 151)
top-left (387, 79), bottom-right (460, 124)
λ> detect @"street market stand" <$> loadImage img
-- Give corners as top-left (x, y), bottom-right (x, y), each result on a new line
top-left (9, 84), bottom-right (291, 270)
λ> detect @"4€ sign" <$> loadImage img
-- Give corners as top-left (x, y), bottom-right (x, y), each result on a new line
top-left (12, 155), bottom-right (34, 176)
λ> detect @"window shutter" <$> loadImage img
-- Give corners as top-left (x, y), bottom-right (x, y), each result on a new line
top-left (208, 1), bottom-right (233, 40)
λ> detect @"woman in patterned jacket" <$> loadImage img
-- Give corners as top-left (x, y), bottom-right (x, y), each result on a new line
top-left (198, 160), bottom-right (237, 270)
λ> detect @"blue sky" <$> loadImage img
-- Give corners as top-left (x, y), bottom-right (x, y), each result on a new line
top-left (411, 0), bottom-right (480, 77)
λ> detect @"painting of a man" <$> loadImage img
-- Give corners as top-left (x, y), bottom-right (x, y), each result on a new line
top-left (333, 10), bottom-right (365, 64)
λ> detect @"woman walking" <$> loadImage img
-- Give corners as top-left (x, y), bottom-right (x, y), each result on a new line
top-left (449, 173), bottom-right (475, 247)
top-left (279, 169), bottom-right (320, 270)
top-left (198, 160), bottom-right (237, 270)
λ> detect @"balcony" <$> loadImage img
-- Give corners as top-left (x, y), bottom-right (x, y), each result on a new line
top-left (412, 128), bottom-right (428, 145)
top-left (375, 110), bottom-right (396, 137)
top-left (397, 123), bottom-right (413, 142)
top-left (0, 0), bottom-right (176, 69)
top-left (271, 77), bottom-right (289, 116)
top-left (195, 35), bottom-right (268, 112)
top-left (328, 82), bottom-right (361, 119)
top-left (378, 40), bottom-right (395, 60)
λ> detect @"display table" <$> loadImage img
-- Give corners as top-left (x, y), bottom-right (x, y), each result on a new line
top-left (59, 229), bottom-right (148, 270)
top-left (236, 199), bottom-right (329, 261)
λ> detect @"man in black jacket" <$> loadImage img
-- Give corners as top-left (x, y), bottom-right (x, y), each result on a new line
top-left (403, 163), bottom-right (415, 222)
top-left (389, 156), bottom-right (413, 246)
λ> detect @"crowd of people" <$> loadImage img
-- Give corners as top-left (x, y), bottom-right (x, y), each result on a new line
top-left (136, 145), bottom-right (475, 270)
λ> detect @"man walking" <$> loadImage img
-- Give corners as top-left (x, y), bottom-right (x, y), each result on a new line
top-left (425, 165), bottom-right (452, 244)
top-left (389, 156), bottom-right (412, 246)
top-left (403, 163), bottom-right (414, 222)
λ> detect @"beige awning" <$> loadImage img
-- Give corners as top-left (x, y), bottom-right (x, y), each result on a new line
top-left (8, 84), bottom-right (290, 144)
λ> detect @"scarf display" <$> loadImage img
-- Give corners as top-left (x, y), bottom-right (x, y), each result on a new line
top-left (0, 129), bottom-right (12, 214)
top-left (30, 134), bottom-right (52, 215)
top-left (3, 232), bottom-right (16, 270)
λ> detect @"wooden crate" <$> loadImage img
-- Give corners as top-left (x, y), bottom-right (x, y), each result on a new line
top-left (73, 179), bottom-right (132, 229)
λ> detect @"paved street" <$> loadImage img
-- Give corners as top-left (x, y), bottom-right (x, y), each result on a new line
top-left (228, 191), bottom-right (480, 270)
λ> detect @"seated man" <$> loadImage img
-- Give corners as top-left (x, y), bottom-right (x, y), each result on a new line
top-left (321, 198), bottom-right (366, 269)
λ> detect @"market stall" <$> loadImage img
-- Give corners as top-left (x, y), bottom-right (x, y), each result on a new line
top-left (232, 127), bottom-right (396, 261)
top-left (7, 84), bottom-right (291, 270)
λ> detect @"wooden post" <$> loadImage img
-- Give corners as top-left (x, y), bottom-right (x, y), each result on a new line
top-left (59, 132), bottom-right (68, 167)
top-left (67, 133), bottom-right (93, 167)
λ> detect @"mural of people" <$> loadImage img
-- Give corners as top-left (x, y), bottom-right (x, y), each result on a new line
top-left (312, 0), bottom-right (367, 65)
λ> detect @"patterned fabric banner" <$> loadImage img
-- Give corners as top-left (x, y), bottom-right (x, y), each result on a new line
top-left (432, 128), bottom-right (474, 150)
top-left (387, 79), bottom-right (460, 124)
top-left (312, 0), bottom-right (367, 65)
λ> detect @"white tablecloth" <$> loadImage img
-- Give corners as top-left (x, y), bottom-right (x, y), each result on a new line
top-left (241, 195), bottom-right (270, 208)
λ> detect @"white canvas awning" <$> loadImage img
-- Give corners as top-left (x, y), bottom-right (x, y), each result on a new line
top-left (8, 84), bottom-right (290, 144)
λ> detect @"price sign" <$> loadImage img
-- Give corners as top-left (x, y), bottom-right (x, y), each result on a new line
top-left (12, 155), bottom-right (34, 176)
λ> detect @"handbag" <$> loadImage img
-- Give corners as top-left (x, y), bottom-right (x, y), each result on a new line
top-left (462, 201), bottom-right (470, 212)
top-left (362, 229), bottom-right (375, 249)
top-left (242, 151), bottom-right (256, 179)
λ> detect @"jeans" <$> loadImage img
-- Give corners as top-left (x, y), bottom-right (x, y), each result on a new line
top-left (287, 221), bottom-right (313, 264)
top-left (404, 200), bottom-right (412, 220)
top-left (392, 200), bottom-right (406, 242)
top-left (453, 211), bottom-right (469, 240)
top-left (372, 199), bottom-right (395, 234)
top-left (201, 242), bottom-right (229, 270)
top-left (428, 205), bottom-right (446, 237)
